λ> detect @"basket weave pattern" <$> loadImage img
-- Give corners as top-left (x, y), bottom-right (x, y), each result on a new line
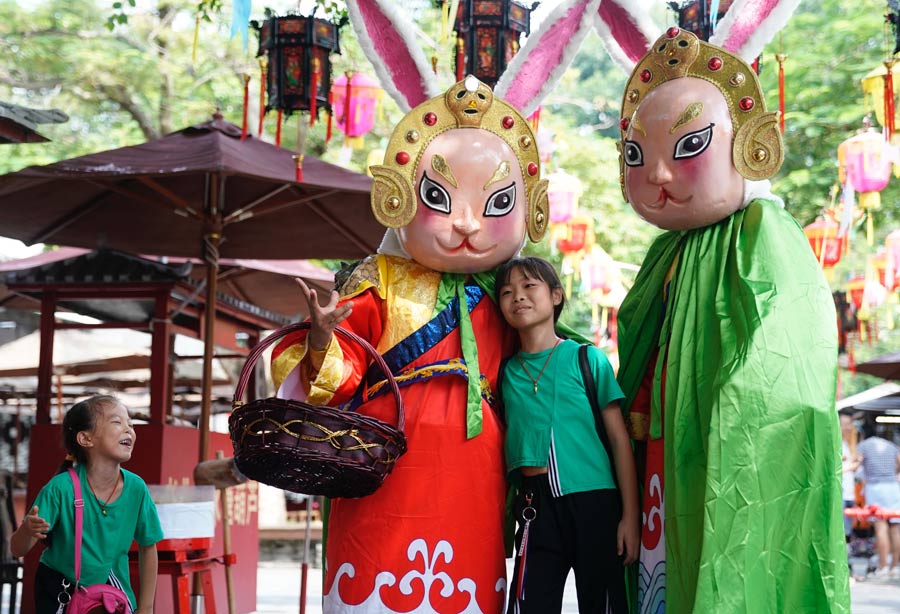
top-left (229, 324), bottom-right (407, 498)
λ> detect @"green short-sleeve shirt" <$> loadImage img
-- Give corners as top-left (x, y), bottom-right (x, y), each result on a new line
top-left (32, 464), bottom-right (163, 609)
top-left (503, 339), bottom-right (624, 496)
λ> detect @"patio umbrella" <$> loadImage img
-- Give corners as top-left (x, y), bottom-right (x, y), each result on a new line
top-left (856, 351), bottom-right (900, 381)
top-left (0, 113), bottom-right (382, 461)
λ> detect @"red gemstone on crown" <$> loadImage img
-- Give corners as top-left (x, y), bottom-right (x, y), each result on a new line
top-left (619, 118), bottom-right (630, 131)
top-left (666, 27), bottom-right (680, 38)
top-left (502, 116), bottom-right (515, 129)
top-left (527, 162), bottom-right (538, 176)
top-left (739, 97), bottom-right (755, 111)
top-left (396, 151), bottom-right (411, 165)
top-left (423, 112), bottom-right (438, 126)
top-left (708, 57), bottom-right (723, 71)
top-left (640, 69), bottom-right (652, 83)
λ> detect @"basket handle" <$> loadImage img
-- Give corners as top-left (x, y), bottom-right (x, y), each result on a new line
top-left (233, 322), bottom-right (404, 432)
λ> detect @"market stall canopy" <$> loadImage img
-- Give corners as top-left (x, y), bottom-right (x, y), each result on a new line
top-left (0, 113), bottom-right (382, 259)
top-left (0, 102), bottom-right (68, 144)
top-left (0, 328), bottom-right (231, 384)
top-left (0, 247), bottom-right (334, 321)
top-left (837, 382), bottom-right (900, 412)
top-left (856, 351), bottom-right (900, 381)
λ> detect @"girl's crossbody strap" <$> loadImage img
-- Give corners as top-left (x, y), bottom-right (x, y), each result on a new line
top-left (67, 467), bottom-right (84, 583)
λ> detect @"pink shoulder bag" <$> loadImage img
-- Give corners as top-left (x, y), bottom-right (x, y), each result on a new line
top-left (57, 468), bottom-right (132, 614)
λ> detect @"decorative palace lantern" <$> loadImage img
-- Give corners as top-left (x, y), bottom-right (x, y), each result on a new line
top-left (253, 10), bottom-right (341, 146)
top-left (547, 169), bottom-right (583, 224)
top-left (885, 228), bottom-right (900, 291)
top-left (453, 0), bottom-right (535, 88)
top-left (672, 0), bottom-right (735, 42)
top-left (332, 72), bottom-right (381, 148)
top-left (804, 217), bottom-right (843, 268)
top-left (837, 121), bottom-right (892, 244)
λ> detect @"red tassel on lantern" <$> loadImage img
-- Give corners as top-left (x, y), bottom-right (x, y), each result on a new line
top-left (293, 154), bottom-right (304, 182)
top-left (275, 109), bottom-right (283, 148)
top-left (309, 57), bottom-right (320, 127)
top-left (326, 91), bottom-right (333, 144)
top-left (884, 59), bottom-right (895, 140)
top-left (241, 74), bottom-right (250, 141)
top-left (776, 53), bottom-right (786, 134)
top-left (258, 57), bottom-right (268, 137)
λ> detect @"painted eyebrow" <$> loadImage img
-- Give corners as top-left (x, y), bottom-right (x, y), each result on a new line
top-left (670, 102), bottom-right (703, 134)
top-left (631, 115), bottom-right (647, 138)
top-left (483, 160), bottom-right (510, 190)
top-left (431, 154), bottom-right (458, 189)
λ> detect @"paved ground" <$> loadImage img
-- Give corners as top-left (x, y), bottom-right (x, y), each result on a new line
top-left (255, 560), bottom-right (900, 613)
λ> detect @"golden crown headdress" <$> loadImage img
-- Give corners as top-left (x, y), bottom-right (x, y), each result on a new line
top-left (618, 27), bottom-right (783, 183)
top-left (369, 76), bottom-right (549, 243)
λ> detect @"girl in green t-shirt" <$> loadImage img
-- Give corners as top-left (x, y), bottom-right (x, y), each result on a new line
top-left (496, 256), bottom-right (639, 614)
top-left (11, 395), bottom-right (163, 613)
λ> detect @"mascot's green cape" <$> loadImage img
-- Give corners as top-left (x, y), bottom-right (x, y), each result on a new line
top-left (617, 198), bottom-right (850, 613)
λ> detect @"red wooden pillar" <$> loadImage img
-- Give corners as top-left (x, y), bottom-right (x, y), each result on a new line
top-left (35, 292), bottom-right (56, 424)
top-left (150, 290), bottom-right (172, 425)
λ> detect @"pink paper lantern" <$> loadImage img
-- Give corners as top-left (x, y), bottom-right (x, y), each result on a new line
top-left (332, 72), bottom-right (380, 138)
top-left (837, 130), bottom-right (891, 194)
top-left (547, 170), bottom-right (583, 224)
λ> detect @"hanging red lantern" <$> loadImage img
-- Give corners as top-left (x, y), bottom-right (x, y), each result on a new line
top-left (331, 72), bottom-right (381, 147)
top-left (804, 217), bottom-right (843, 268)
top-left (253, 12), bottom-right (342, 120)
top-left (557, 218), bottom-right (590, 254)
top-left (846, 275), bottom-right (866, 310)
top-left (453, 0), bottom-right (534, 89)
top-left (837, 120), bottom-right (892, 244)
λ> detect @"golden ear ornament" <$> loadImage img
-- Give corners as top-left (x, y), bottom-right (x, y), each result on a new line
top-left (732, 111), bottom-right (784, 180)
top-left (371, 165), bottom-right (416, 228)
top-left (527, 178), bottom-right (550, 242)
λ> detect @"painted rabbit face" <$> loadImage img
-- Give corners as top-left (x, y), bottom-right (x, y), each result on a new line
top-left (623, 77), bottom-right (744, 231)
top-left (397, 129), bottom-right (527, 273)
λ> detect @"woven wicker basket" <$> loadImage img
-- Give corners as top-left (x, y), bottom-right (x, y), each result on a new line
top-left (229, 323), bottom-right (406, 498)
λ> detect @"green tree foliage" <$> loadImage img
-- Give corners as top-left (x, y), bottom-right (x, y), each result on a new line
top-left (2, 0), bottom-right (899, 393)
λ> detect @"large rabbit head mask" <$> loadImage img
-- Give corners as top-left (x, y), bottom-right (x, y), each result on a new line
top-left (348, 0), bottom-right (621, 273)
top-left (598, 0), bottom-right (799, 231)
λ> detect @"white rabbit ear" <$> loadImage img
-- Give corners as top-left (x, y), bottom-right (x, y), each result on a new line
top-left (709, 0), bottom-right (801, 61)
top-left (593, 0), bottom-right (661, 72)
top-left (346, 0), bottom-right (442, 111)
top-left (494, 0), bottom-right (602, 117)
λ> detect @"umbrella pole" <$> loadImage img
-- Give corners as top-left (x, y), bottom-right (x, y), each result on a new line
top-left (198, 228), bottom-right (219, 465)
top-left (194, 188), bottom-right (222, 610)
top-left (299, 497), bottom-right (312, 614)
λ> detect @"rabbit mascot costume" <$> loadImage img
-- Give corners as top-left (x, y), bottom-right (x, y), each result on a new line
top-left (269, 0), bottom-right (600, 611)
top-left (596, 1), bottom-right (851, 612)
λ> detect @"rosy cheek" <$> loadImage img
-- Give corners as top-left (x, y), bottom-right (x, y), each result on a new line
top-left (482, 211), bottom-right (523, 244)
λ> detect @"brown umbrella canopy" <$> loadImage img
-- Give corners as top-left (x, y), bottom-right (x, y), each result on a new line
top-left (0, 114), bottom-right (383, 461)
top-left (856, 351), bottom-right (900, 381)
top-left (0, 114), bottom-right (383, 259)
